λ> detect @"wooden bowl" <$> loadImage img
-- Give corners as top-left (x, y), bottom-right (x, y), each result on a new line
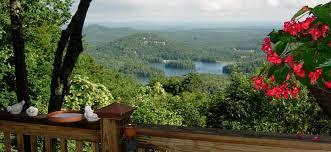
top-left (48, 111), bottom-right (84, 123)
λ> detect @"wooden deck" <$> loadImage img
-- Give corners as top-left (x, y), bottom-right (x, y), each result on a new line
top-left (0, 103), bottom-right (330, 152)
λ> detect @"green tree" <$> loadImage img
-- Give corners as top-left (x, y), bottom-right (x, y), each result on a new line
top-left (64, 75), bottom-right (114, 111)
top-left (206, 72), bottom-right (330, 135)
top-left (0, 0), bottom-right (72, 109)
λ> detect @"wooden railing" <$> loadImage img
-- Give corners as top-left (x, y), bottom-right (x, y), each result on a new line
top-left (132, 125), bottom-right (331, 152)
top-left (1, 103), bottom-right (331, 152)
top-left (0, 103), bottom-right (134, 152)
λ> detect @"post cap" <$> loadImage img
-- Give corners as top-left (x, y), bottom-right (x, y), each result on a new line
top-left (95, 103), bottom-right (135, 120)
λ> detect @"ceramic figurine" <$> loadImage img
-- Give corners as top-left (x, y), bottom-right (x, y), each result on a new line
top-left (7, 100), bottom-right (25, 115)
top-left (84, 105), bottom-right (100, 122)
top-left (26, 106), bottom-right (39, 117)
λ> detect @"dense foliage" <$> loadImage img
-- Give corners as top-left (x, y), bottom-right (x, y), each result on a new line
top-left (254, 3), bottom-right (331, 100)
top-left (0, 0), bottom-right (72, 109)
top-left (207, 72), bottom-right (329, 134)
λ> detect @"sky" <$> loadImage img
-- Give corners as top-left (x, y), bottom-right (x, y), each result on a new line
top-left (72, 0), bottom-right (330, 27)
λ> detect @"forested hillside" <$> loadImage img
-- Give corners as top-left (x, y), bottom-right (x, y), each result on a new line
top-left (83, 25), bottom-right (138, 46)
top-left (85, 28), bottom-right (265, 77)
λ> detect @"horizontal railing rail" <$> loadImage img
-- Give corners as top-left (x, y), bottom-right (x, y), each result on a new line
top-left (0, 103), bottom-right (134, 152)
top-left (129, 125), bottom-right (331, 152)
top-left (0, 103), bottom-right (331, 152)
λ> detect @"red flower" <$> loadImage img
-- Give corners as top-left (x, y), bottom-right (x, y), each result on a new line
top-left (309, 24), bottom-right (329, 40)
top-left (267, 52), bottom-right (282, 65)
top-left (324, 81), bottom-right (331, 89)
top-left (284, 20), bottom-right (301, 36)
top-left (264, 37), bottom-right (271, 44)
top-left (309, 28), bottom-right (321, 40)
top-left (252, 76), bottom-right (268, 90)
top-left (308, 68), bottom-right (322, 85)
top-left (291, 85), bottom-right (301, 98)
top-left (322, 24), bottom-right (329, 32)
top-left (293, 63), bottom-right (306, 78)
top-left (328, 42), bottom-right (331, 47)
top-left (269, 75), bottom-right (275, 83)
top-left (286, 73), bottom-right (291, 81)
top-left (300, 16), bottom-right (315, 30)
top-left (261, 43), bottom-right (273, 53)
top-left (266, 83), bottom-right (298, 99)
top-left (312, 135), bottom-right (320, 142)
top-left (267, 86), bottom-right (282, 99)
top-left (261, 37), bottom-right (273, 54)
top-left (285, 55), bottom-right (295, 67)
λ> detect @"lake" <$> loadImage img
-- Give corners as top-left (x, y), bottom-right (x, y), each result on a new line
top-left (137, 61), bottom-right (226, 84)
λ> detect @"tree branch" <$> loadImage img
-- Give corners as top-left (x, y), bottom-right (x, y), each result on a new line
top-left (48, 0), bottom-right (92, 113)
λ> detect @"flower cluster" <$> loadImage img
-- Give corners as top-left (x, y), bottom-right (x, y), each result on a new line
top-left (284, 16), bottom-right (315, 36)
top-left (252, 76), bottom-right (300, 99)
top-left (253, 5), bottom-right (331, 100)
top-left (283, 16), bottom-right (329, 40)
top-left (266, 82), bottom-right (300, 99)
top-left (308, 68), bottom-right (322, 85)
top-left (309, 24), bottom-right (329, 40)
top-left (252, 76), bottom-right (268, 90)
top-left (261, 38), bottom-right (282, 65)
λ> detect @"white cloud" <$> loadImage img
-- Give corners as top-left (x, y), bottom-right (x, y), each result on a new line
top-left (71, 0), bottom-right (330, 25)
top-left (267, 0), bottom-right (279, 7)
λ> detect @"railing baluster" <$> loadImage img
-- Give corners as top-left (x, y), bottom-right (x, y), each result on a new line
top-left (60, 138), bottom-right (68, 152)
top-left (45, 136), bottom-right (52, 152)
top-left (75, 140), bottom-right (83, 152)
top-left (17, 132), bottom-right (24, 152)
top-left (30, 135), bottom-right (38, 152)
top-left (4, 132), bottom-right (11, 152)
top-left (92, 142), bottom-right (99, 152)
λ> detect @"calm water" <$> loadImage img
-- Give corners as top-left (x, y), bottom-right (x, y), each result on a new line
top-left (137, 61), bottom-right (226, 84)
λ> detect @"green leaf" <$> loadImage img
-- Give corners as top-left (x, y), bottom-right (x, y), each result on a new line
top-left (301, 48), bottom-right (315, 71)
top-left (274, 41), bottom-right (287, 55)
top-left (269, 30), bottom-right (297, 44)
top-left (267, 64), bottom-right (281, 76)
top-left (311, 4), bottom-right (331, 26)
top-left (274, 66), bottom-right (289, 83)
top-left (317, 37), bottom-right (331, 53)
top-left (297, 77), bottom-right (310, 86)
top-left (322, 66), bottom-right (331, 80)
top-left (269, 30), bottom-right (280, 43)
top-left (316, 53), bottom-right (331, 66)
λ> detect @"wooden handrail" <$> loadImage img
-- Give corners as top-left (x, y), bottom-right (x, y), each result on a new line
top-left (1, 103), bottom-right (331, 152)
top-left (127, 124), bottom-right (331, 151)
top-left (0, 103), bottom-right (134, 152)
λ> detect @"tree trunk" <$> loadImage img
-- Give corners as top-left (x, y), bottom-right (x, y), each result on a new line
top-left (10, 0), bottom-right (30, 108)
top-left (9, 0), bottom-right (31, 151)
top-left (48, 0), bottom-right (92, 113)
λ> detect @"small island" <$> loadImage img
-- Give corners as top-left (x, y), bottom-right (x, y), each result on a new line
top-left (165, 60), bottom-right (195, 69)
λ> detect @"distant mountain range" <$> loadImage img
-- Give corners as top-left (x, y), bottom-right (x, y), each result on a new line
top-left (83, 24), bottom-right (270, 50)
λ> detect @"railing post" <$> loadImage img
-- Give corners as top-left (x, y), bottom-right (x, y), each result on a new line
top-left (96, 103), bottom-right (135, 152)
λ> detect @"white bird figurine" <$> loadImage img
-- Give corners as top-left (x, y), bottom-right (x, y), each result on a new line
top-left (84, 105), bottom-right (93, 113)
top-left (84, 105), bottom-right (100, 122)
top-left (26, 106), bottom-right (38, 117)
top-left (7, 100), bottom-right (25, 115)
